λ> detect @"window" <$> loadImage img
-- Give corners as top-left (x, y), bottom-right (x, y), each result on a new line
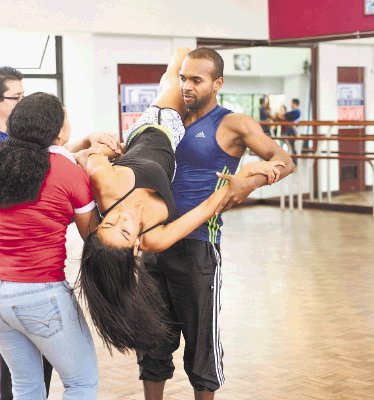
top-left (0, 32), bottom-right (63, 101)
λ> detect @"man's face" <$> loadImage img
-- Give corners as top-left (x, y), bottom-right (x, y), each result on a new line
top-left (0, 80), bottom-right (24, 123)
top-left (179, 57), bottom-right (222, 111)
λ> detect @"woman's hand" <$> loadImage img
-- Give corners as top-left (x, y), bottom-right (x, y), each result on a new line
top-left (88, 132), bottom-right (121, 154)
top-left (73, 147), bottom-right (101, 168)
top-left (213, 173), bottom-right (256, 214)
top-left (74, 143), bottom-right (119, 168)
top-left (240, 160), bottom-right (286, 184)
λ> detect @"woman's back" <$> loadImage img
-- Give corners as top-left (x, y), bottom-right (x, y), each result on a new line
top-left (0, 150), bottom-right (94, 282)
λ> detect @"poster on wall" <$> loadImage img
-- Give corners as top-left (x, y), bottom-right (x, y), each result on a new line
top-left (365, 0), bottom-right (374, 15)
top-left (233, 54), bottom-right (251, 71)
top-left (337, 83), bottom-right (364, 121)
top-left (120, 83), bottom-right (159, 133)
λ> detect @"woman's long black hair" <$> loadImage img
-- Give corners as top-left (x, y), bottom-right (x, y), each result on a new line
top-left (0, 92), bottom-right (64, 207)
top-left (78, 231), bottom-right (173, 354)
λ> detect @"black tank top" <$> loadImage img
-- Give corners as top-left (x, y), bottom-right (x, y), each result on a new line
top-left (101, 126), bottom-right (175, 234)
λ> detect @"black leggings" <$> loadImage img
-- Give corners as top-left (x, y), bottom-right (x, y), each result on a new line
top-left (0, 354), bottom-right (53, 399)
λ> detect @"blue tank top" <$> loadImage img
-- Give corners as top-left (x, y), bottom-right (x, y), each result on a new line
top-left (171, 105), bottom-right (241, 243)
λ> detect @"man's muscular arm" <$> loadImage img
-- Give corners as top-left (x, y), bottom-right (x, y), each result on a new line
top-left (215, 113), bottom-right (295, 213)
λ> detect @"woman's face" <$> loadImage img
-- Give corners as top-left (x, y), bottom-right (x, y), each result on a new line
top-left (96, 206), bottom-right (140, 249)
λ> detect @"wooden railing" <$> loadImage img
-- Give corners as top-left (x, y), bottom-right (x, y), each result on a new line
top-left (255, 121), bottom-right (374, 216)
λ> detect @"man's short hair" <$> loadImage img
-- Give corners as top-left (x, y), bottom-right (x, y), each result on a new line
top-left (292, 98), bottom-right (300, 106)
top-left (187, 47), bottom-right (224, 80)
top-left (0, 67), bottom-right (23, 100)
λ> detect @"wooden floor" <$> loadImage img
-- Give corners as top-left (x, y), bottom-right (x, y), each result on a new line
top-left (48, 206), bottom-right (374, 400)
top-left (327, 190), bottom-right (372, 207)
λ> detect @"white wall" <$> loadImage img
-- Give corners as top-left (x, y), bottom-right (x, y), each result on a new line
top-left (63, 33), bottom-right (96, 136)
top-left (221, 76), bottom-right (283, 96)
top-left (1, 0), bottom-right (269, 40)
top-left (220, 47), bottom-right (311, 77)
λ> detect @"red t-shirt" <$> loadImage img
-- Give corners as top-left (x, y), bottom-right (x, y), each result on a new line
top-left (0, 150), bottom-right (95, 282)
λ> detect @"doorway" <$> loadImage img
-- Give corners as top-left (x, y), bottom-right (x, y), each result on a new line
top-left (117, 64), bottom-right (167, 139)
top-left (337, 67), bottom-right (366, 193)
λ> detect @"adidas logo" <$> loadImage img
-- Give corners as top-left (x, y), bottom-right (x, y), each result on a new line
top-left (195, 131), bottom-right (206, 138)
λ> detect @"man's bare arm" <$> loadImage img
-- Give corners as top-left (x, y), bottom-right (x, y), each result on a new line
top-left (227, 113), bottom-right (294, 172)
top-left (215, 114), bottom-right (295, 212)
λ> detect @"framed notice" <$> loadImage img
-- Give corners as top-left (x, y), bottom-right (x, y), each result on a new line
top-left (120, 83), bottom-right (159, 132)
top-left (337, 83), bottom-right (364, 121)
top-left (233, 54), bottom-right (251, 71)
top-left (365, 0), bottom-right (374, 15)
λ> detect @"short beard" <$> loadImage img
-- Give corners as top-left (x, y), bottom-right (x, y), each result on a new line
top-left (185, 93), bottom-right (212, 111)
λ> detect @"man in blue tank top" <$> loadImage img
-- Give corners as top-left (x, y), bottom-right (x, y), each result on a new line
top-left (138, 48), bottom-right (294, 400)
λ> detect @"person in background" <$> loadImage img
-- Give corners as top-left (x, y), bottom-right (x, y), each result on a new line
top-left (274, 104), bottom-right (288, 136)
top-left (0, 67), bottom-right (54, 400)
top-left (284, 98), bottom-right (301, 154)
top-left (259, 97), bottom-right (272, 136)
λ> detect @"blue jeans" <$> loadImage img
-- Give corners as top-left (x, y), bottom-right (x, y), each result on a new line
top-left (0, 281), bottom-right (98, 400)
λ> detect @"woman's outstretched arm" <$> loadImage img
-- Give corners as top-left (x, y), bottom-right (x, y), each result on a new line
top-left (142, 160), bottom-right (286, 252)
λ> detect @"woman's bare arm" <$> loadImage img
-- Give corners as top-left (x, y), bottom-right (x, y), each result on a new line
top-left (142, 159), bottom-right (286, 252)
top-left (141, 180), bottom-right (230, 252)
top-left (74, 208), bottom-right (101, 240)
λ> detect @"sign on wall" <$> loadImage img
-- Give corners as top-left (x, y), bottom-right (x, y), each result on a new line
top-left (120, 83), bottom-right (159, 132)
top-left (233, 54), bottom-right (251, 71)
top-left (337, 83), bottom-right (364, 121)
top-left (365, 0), bottom-right (374, 15)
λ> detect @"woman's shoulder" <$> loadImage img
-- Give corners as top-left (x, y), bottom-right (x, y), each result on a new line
top-left (49, 153), bottom-right (88, 181)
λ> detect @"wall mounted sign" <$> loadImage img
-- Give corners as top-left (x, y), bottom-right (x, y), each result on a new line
top-left (365, 0), bottom-right (374, 15)
top-left (337, 83), bottom-right (364, 120)
top-left (233, 54), bottom-right (251, 71)
top-left (120, 83), bottom-right (159, 132)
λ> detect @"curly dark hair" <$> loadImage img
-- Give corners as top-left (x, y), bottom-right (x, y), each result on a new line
top-left (0, 92), bottom-right (64, 207)
top-left (78, 232), bottom-right (172, 354)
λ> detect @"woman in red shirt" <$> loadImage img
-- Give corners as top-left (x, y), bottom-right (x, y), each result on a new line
top-left (0, 92), bottom-right (99, 399)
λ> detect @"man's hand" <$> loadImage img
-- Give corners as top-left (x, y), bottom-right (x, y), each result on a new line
top-left (215, 172), bottom-right (260, 214)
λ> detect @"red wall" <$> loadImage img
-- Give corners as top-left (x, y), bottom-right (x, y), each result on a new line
top-left (269, 0), bottom-right (374, 40)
